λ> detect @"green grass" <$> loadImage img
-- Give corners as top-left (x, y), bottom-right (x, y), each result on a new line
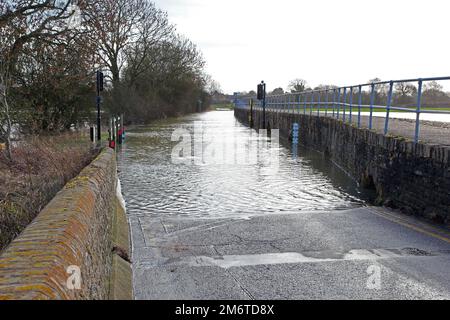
top-left (211, 104), bottom-right (234, 111)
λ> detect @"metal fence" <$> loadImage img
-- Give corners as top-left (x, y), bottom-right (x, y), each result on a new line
top-left (236, 77), bottom-right (450, 143)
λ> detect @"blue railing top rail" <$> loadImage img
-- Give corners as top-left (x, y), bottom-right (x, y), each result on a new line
top-left (236, 76), bottom-right (450, 144)
top-left (266, 76), bottom-right (450, 98)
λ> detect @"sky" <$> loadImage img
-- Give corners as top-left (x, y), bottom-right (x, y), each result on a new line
top-left (153, 0), bottom-right (450, 94)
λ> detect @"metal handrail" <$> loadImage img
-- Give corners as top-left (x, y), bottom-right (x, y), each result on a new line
top-left (236, 76), bottom-right (450, 143)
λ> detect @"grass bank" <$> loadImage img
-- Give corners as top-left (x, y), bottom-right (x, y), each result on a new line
top-left (0, 133), bottom-right (100, 252)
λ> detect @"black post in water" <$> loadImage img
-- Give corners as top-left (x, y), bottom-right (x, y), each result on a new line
top-left (96, 71), bottom-right (104, 141)
top-left (257, 81), bottom-right (267, 129)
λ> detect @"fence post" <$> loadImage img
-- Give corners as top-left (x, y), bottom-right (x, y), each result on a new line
top-left (325, 90), bottom-right (329, 117)
top-left (415, 79), bottom-right (423, 143)
top-left (369, 83), bottom-right (376, 130)
top-left (384, 81), bottom-right (394, 135)
top-left (358, 85), bottom-right (362, 128)
top-left (310, 91), bottom-right (314, 116)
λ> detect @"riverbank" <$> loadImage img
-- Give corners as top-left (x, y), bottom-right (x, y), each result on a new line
top-left (0, 133), bottom-right (100, 251)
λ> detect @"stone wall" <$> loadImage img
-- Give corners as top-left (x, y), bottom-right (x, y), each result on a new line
top-left (0, 148), bottom-right (132, 300)
top-left (235, 108), bottom-right (450, 225)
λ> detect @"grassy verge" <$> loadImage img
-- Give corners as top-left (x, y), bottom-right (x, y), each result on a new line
top-left (0, 132), bottom-right (100, 252)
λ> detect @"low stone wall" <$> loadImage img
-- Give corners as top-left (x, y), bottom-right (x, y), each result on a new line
top-left (0, 148), bottom-right (132, 300)
top-left (236, 108), bottom-right (450, 225)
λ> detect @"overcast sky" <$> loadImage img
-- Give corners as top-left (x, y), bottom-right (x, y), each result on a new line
top-left (153, 0), bottom-right (450, 94)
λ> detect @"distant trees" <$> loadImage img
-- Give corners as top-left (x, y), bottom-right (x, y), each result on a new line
top-left (271, 88), bottom-right (285, 95)
top-left (314, 84), bottom-right (338, 91)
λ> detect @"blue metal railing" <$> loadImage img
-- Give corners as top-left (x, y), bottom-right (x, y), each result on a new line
top-left (235, 76), bottom-right (450, 143)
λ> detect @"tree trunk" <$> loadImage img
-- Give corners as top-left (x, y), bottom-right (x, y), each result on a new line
top-left (4, 99), bottom-right (13, 162)
top-left (1, 86), bottom-right (13, 162)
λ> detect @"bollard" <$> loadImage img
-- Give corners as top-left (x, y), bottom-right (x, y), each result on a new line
top-left (90, 127), bottom-right (96, 143)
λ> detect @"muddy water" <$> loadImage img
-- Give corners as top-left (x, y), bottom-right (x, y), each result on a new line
top-left (118, 111), bottom-right (372, 219)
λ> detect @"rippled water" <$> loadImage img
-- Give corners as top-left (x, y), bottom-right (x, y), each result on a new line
top-left (118, 111), bottom-right (370, 219)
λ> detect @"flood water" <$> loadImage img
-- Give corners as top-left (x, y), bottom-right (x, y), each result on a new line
top-left (118, 111), bottom-right (371, 219)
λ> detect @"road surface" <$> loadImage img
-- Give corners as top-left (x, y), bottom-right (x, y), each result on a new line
top-left (130, 206), bottom-right (450, 300)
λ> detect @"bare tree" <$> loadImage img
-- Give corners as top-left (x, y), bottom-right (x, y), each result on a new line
top-left (205, 76), bottom-right (222, 95)
top-left (368, 78), bottom-right (389, 103)
top-left (85, 0), bottom-right (173, 87)
top-left (395, 82), bottom-right (417, 97)
top-left (288, 79), bottom-right (308, 93)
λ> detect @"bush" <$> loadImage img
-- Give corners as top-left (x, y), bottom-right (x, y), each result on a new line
top-left (0, 132), bottom-right (99, 251)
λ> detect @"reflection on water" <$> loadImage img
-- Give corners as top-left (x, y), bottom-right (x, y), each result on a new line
top-left (118, 111), bottom-right (371, 219)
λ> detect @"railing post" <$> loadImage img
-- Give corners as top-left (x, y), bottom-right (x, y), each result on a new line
top-left (290, 94), bottom-right (293, 113)
top-left (369, 83), bottom-right (376, 130)
top-left (284, 95), bottom-right (289, 113)
top-left (317, 91), bottom-right (321, 117)
top-left (277, 95), bottom-right (280, 113)
top-left (384, 81), bottom-right (394, 135)
top-left (325, 90), bottom-right (329, 117)
top-left (284, 94), bottom-right (287, 113)
top-left (337, 88), bottom-right (341, 119)
top-left (343, 87), bottom-right (347, 122)
top-left (349, 87), bottom-right (354, 124)
top-left (333, 89), bottom-right (336, 117)
top-left (415, 79), bottom-right (423, 144)
top-left (358, 85), bottom-right (362, 128)
top-left (310, 91), bottom-right (314, 116)
top-left (286, 94), bottom-right (289, 113)
top-left (304, 92), bottom-right (307, 115)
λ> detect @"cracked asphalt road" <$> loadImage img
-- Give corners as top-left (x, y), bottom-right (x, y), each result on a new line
top-left (130, 207), bottom-right (450, 300)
